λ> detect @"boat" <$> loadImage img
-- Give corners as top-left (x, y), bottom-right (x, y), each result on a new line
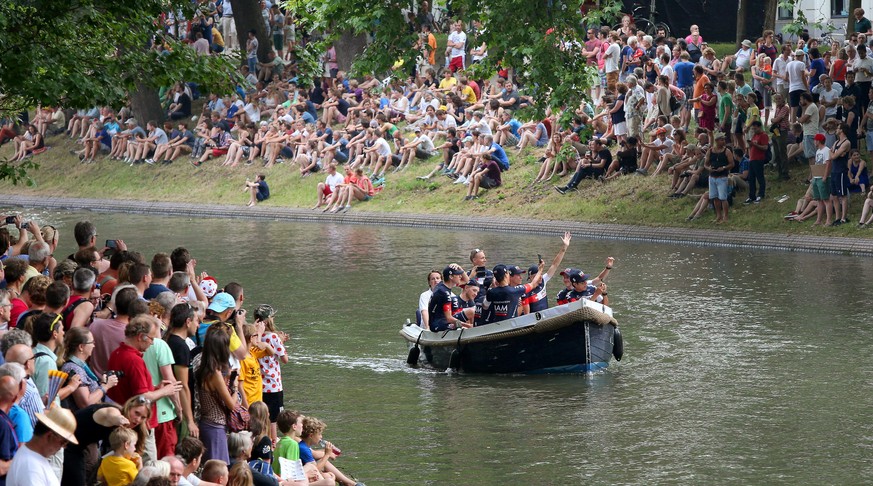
top-left (400, 299), bottom-right (623, 374)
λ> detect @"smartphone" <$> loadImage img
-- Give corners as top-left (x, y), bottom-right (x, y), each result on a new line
top-left (4, 216), bottom-right (14, 225)
top-left (105, 239), bottom-right (118, 249)
top-left (537, 253), bottom-right (543, 264)
top-left (20, 222), bottom-right (29, 230)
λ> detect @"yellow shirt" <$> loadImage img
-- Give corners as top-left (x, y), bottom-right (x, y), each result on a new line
top-left (241, 346), bottom-right (269, 405)
top-left (212, 27), bottom-right (225, 47)
top-left (439, 77), bottom-right (457, 90)
top-left (460, 85), bottom-right (477, 104)
top-left (98, 455), bottom-right (138, 486)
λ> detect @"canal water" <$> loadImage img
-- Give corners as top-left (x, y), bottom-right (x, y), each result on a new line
top-left (11, 209), bottom-right (873, 484)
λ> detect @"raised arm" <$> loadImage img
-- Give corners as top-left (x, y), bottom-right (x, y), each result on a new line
top-left (545, 232), bottom-right (572, 278)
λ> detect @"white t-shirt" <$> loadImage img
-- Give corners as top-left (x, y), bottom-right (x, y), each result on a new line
top-left (437, 116), bottom-right (457, 130)
top-left (772, 56), bottom-right (789, 88)
top-left (814, 146), bottom-right (830, 167)
top-left (8, 444), bottom-right (59, 486)
top-left (391, 96), bottom-right (409, 115)
top-left (244, 102), bottom-right (261, 123)
top-left (418, 289), bottom-right (432, 312)
top-left (854, 57), bottom-right (873, 82)
top-left (324, 172), bottom-right (344, 191)
top-left (786, 60), bottom-right (808, 92)
top-left (374, 137), bottom-right (392, 156)
top-left (413, 134), bottom-right (436, 154)
top-left (817, 85), bottom-right (843, 116)
top-left (660, 64), bottom-right (674, 84)
top-left (448, 30), bottom-right (467, 58)
top-left (604, 43), bottom-right (621, 73)
top-left (802, 103), bottom-right (820, 136)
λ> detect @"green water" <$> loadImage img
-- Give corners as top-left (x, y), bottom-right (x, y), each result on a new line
top-left (15, 209), bottom-right (873, 484)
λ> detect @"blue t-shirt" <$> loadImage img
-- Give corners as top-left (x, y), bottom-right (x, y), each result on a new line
top-left (809, 58), bottom-right (827, 90)
top-left (97, 129), bottom-right (111, 146)
top-left (535, 123), bottom-right (548, 145)
top-left (490, 143), bottom-right (510, 170)
top-left (8, 405), bottom-right (32, 443)
top-left (143, 283), bottom-right (171, 300)
top-left (483, 284), bottom-right (531, 324)
top-left (675, 61), bottom-right (695, 88)
top-left (299, 441), bottom-right (315, 465)
top-left (257, 180), bottom-right (270, 199)
top-left (301, 111), bottom-right (316, 124)
top-left (507, 119), bottom-right (522, 137)
top-left (0, 409), bottom-right (19, 484)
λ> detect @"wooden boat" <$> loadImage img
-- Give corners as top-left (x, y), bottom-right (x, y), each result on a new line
top-left (400, 299), bottom-right (622, 374)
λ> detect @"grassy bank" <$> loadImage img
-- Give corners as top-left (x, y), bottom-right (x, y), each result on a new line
top-left (2, 134), bottom-right (870, 237)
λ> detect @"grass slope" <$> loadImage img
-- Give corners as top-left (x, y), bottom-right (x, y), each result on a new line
top-left (1, 134), bottom-right (869, 237)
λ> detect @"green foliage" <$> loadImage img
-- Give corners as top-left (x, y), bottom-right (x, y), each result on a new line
top-left (0, 0), bottom-right (242, 183)
top-left (778, 0), bottom-right (830, 39)
top-left (289, 0), bottom-right (623, 115)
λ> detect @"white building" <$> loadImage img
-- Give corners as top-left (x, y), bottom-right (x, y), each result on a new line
top-left (775, 0), bottom-right (873, 41)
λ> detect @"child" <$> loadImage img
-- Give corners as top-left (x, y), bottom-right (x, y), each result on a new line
top-left (248, 401), bottom-right (274, 477)
top-left (98, 427), bottom-right (142, 486)
top-left (272, 410), bottom-right (304, 477)
top-left (240, 323), bottom-right (273, 407)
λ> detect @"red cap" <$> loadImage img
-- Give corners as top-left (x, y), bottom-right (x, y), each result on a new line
top-left (814, 133), bottom-right (826, 143)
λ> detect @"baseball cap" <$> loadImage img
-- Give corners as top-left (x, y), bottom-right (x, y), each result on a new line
top-left (254, 304), bottom-right (276, 320)
top-left (207, 292), bottom-right (237, 313)
top-left (569, 271), bottom-right (590, 284)
top-left (527, 264), bottom-right (540, 276)
top-left (413, 126), bottom-right (422, 133)
top-left (492, 264), bottom-right (508, 281)
top-left (559, 267), bottom-right (578, 276)
top-left (462, 280), bottom-right (480, 288)
top-left (814, 133), bottom-right (826, 142)
top-left (508, 265), bottom-right (527, 276)
top-left (125, 118), bottom-right (137, 125)
top-left (443, 265), bottom-right (465, 277)
top-left (795, 49), bottom-right (805, 57)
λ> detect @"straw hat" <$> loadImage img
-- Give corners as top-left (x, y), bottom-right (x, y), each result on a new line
top-left (36, 406), bottom-right (79, 444)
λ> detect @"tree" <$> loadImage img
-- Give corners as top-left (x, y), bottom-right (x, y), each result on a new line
top-left (764, 0), bottom-right (777, 33)
top-left (229, 0), bottom-right (273, 62)
top-left (736, 0), bottom-right (750, 48)
top-left (296, 0), bottom-right (623, 122)
top-left (0, 0), bottom-right (240, 183)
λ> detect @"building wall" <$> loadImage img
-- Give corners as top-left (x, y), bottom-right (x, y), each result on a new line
top-left (775, 0), bottom-right (873, 40)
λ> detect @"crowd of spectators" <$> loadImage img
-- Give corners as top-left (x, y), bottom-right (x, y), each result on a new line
top-left (7, 1), bottom-right (873, 225)
top-left (0, 218), bottom-right (364, 486)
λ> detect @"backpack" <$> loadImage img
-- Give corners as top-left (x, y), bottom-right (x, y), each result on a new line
top-left (687, 43), bottom-right (703, 63)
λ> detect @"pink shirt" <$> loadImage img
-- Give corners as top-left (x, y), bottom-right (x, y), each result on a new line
top-left (89, 317), bottom-right (127, 376)
top-left (685, 34), bottom-right (704, 46)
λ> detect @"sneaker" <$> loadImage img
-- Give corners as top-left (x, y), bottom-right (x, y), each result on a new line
top-left (554, 186), bottom-right (567, 195)
top-left (784, 212), bottom-right (798, 220)
top-left (416, 175), bottom-right (429, 180)
top-left (145, 159), bottom-right (154, 165)
top-left (276, 157), bottom-right (284, 164)
top-left (635, 168), bottom-right (648, 175)
top-left (453, 176), bottom-right (467, 184)
top-left (753, 197), bottom-right (762, 204)
top-left (743, 198), bottom-right (754, 204)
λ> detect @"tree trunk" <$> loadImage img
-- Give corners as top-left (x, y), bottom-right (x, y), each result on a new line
top-left (736, 0), bottom-right (749, 48)
top-left (130, 82), bottom-right (164, 125)
top-left (848, 0), bottom-right (862, 34)
top-left (763, 0), bottom-right (777, 32)
top-left (333, 31), bottom-right (369, 72)
top-left (229, 0), bottom-right (272, 62)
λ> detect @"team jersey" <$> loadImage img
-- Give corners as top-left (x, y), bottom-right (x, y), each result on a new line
top-left (482, 284), bottom-right (532, 324)
top-left (468, 267), bottom-right (494, 299)
top-left (567, 284), bottom-right (603, 303)
top-left (523, 273), bottom-right (551, 312)
top-left (427, 282), bottom-right (461, 331)
top-left (556, 287), bottom-right (572, 305)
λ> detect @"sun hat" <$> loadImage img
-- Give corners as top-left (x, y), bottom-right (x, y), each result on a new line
top-left (207, 292), bottom-right (236, 313)
top-left (37, 405), bottom-right (79, 444)
top-left (199, 276), bottom-right (218, 298)
top-left (741, 39), bottom-right (752, 47)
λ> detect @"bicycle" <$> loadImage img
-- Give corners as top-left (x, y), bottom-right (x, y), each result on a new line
top-left (612, 0), bottom-right (670, 37)
top-left (433, 4), bottom-right (450, 33)
top-left (820, 21), bottom-right (847, 45)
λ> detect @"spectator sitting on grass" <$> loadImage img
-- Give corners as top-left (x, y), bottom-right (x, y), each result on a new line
top-left (329, 168), bottom-right (374, 213)
top-left (554, 138), bottom-right (611, 194)
top-left (396, 126), bottom-right (436, 172)
top-left (604, 136), bottom-right (639, 182)
top-left (464, 152), bottom-right (503, 201)
top-left (244, 174), bottom-right (270, 207)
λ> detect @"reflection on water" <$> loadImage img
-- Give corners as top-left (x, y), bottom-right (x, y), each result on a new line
top-left (8, 208), bottom-right (873, 484)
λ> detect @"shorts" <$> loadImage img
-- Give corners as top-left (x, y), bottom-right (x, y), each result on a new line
top-left (241, 146), bottom-right (251, 156)
top-left (449, 56), bottom-right (465, 72)
top-left (362, 194), bottom-right (372, 201)
top-left (830, 172), bottom-right (849, 197)
top-left (865, 131), bottom-right (873, 151)
top-left (789, 90), bottom-right (803, 108)
top-left (211, 148), bottom-right (228, 157)
top-left (811, 177), bottom-right (829, 200)
top-left (330, 68), bottom-right (339, 79)
top-left (613, 121), bottom-right (628, 136)
top-left (280, 145), bottom-right (294, 158)
top-left (506, 134), bottom-right (519, 146)
top-left (709, 176), bottom-right (730, 200)
top-left (334, 151), bottom-right (349, 163)
top-left (480, 176), bottom-right (499, 189)
top-left (99, 143), bottom-right (111, 152)
top-left (322, 185), bottom-right (333, 196)
top-left (681, 86), bottom-right (694, 108)
top-left (803, 135), bottom-right (816, 158)
top-left (452, 311), bottom-right (467, 323)
top-left (256, 191), bottom-right (269, 201)
top-left (415, 148), bottom-right (433, 159)
top-left (262, 391), bottom-right (284, 422)
top-left (336, 113), bottom-right (347, 123)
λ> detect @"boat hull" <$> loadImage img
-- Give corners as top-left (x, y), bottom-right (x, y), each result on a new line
top-left (401, 300), bottom-right (619, 374)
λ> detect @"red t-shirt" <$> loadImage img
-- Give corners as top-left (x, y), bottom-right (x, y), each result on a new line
top-left (9, 298), bottom-right (27, 329)
top-left (107, 342), bottom-right (158, 428)
top-left (750, 132), bottom-right (769, 161)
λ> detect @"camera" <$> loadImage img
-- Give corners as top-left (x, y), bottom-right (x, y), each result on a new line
top-left (4, 216), bottom-right (15, 225)
top-left (105, 370), bottom-right (125, 379)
